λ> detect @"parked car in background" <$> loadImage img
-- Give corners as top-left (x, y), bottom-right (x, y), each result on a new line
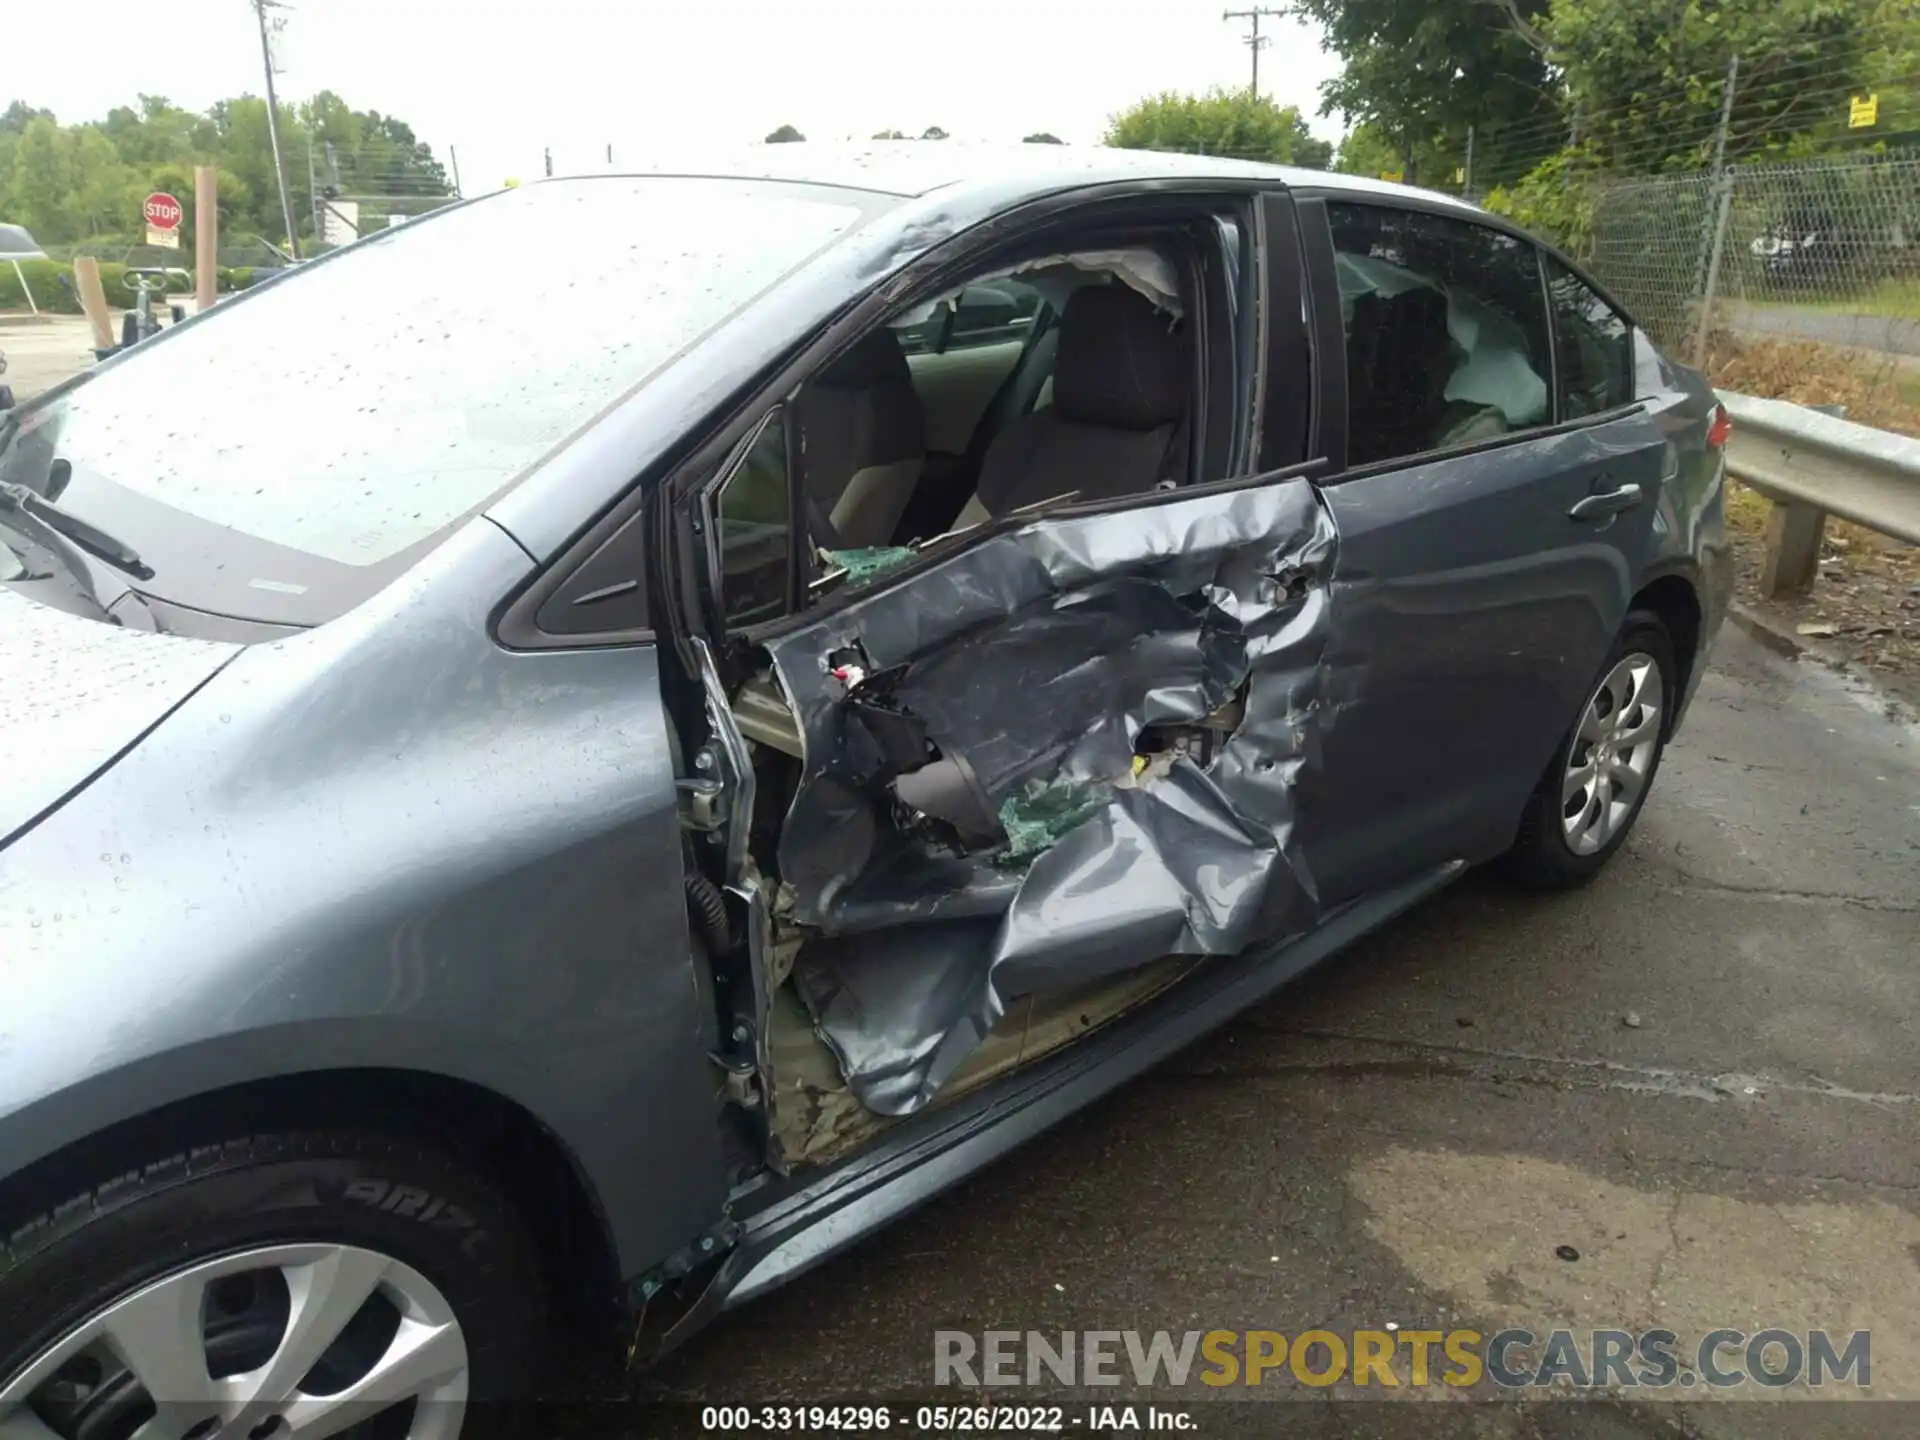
top-left (1, 222), bottom-right (49, 324)
top-left (0, 146), bottom-right (1731, 1436)
top-left (0, 222), bottom-right (47, 265)
top-left (216, 233), bottom-right (299, 276)
top-left (1748, 208), bottom-right (1868, 291)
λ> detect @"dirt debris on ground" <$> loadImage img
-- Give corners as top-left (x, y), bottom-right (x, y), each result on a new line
top-left (1705, 330), bottom-right (1920, 692)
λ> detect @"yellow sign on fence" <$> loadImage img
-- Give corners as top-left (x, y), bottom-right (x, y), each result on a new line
top-left (1380, 170), bottom-right (1404, 183)
top-left (1850, 94), bottom-right (1880, 128)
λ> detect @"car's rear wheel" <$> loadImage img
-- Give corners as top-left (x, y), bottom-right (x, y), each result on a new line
top-left (0, 1131), bottom-right (547, 1440)
top-left (1501, 609), bottom-right (1676, 890)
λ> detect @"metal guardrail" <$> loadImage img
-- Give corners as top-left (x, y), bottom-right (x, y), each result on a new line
top-left (1717, 389), bottom-right (1920, 596)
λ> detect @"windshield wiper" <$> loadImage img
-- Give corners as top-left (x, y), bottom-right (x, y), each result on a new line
top-left (0, 478), bottom-right (153, 580)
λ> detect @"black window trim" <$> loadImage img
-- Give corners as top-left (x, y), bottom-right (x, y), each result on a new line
top-left (1538, 241), bottom-right (1565, 425)
top-left (1287, 185), bottom-right (1645, 336)
top-left (1538, 248), bottom-right (1640, 424)
top-left (1293, 196), bottom-right (1346, 475)
top-left (1253, 191), bottom-right (1311, 473)
top-left (1292, 188), bottom-right (1647, 489)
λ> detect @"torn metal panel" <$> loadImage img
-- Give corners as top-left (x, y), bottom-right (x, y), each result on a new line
top-left (764, 478), bottom-right (1336, 1116)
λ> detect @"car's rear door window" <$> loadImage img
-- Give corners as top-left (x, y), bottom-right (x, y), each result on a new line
top-left (1544, 258), bottom-right (1635, 418)
top-left (1326, 203), bottom-right (1552, 466)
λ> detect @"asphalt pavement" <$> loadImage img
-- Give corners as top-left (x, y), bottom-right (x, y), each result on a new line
top-left (1724, 303), bottom-right (1920, 358)
top-left (639, 625), bottom-right (1920, 1436)
top-left (0, 315), bottom-right (98, 401)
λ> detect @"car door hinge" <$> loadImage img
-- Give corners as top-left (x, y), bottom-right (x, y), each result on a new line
top-left (677, 745), bottom-right (730, 833)
top-left (709, 1047), bottom-right (761, 1110)
top-left (630, 1218), bottom-right (745, 1304)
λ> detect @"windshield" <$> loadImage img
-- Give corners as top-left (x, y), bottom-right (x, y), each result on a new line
top-left (1, 177), bottom-right (868, 625)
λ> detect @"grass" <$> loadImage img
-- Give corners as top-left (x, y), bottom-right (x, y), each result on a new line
top-left (1730, 276), bottom-right (1920, 320)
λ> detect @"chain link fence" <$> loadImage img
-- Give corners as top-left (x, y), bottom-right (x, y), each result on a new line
top-left (1587, 148), bottom-right (1920, 359)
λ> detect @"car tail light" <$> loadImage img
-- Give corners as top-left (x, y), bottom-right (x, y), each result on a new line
top-left (1706, 404), bottom-right (1732, 449)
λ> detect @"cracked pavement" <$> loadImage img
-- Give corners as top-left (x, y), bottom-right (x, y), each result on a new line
top-left (641, 626), bottom-right (1918, 1435)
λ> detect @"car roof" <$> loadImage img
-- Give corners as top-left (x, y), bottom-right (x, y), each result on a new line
top-left (0, 222), bottom-right (47, 259)
top-left (564, 140), bottom-right (1485, 216)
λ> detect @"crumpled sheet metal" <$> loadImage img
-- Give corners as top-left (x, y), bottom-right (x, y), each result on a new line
top-left (765, 479), bottom-right (1337, 1115)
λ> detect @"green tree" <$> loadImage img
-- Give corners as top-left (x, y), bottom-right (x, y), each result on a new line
top-left (1333, 121), bottom-right (1404, 177)
top-left (1548, 0), bottom-right (1886, 172)
top-left (0, 89), bottom-right (454, 248)
top-left (765, 124), bottom-right (806, 143)
top-left (1481, 147), bottom-right (1602, 253)
top-left (1023, 131), bottom-right (1065, 143)
top-left (68, 126), bottom-right (135, 238)
top-left (920, 126), bottom-right (950, 140)
top-left (2, 102), bottom-right (57, 135)
top-left (5, 117), bottom-right (75, 240)
top-left (872, 128), bottom-right (908, 139)
top-left (1105, 89), bottom-right (1318, 163)
top-left (1289, 0), bottom-right (1562, 185)
top-left (1293, 131), bottom-right (1335, 169)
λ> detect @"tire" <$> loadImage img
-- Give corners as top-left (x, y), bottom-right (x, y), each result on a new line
top-left (1500, 609), bottom-right (1676, 891)
top-left (0, 1130), bottom-right (547, 1439)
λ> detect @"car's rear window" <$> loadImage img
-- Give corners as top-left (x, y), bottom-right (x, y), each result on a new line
top-left (26, 179), bottom-right (865, 570)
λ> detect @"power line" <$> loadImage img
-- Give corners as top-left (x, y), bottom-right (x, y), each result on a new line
top-left (1222, 8), bottom-right (1285, 100)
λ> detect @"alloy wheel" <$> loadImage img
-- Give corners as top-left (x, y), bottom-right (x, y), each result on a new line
top-left (1560, 650), bottom-right (1664, 856)
top-left (0, 1243), bottom-right (468, 1440)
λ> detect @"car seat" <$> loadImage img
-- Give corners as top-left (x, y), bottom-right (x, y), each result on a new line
top-left (950, 284), bottom-right (1186, 528)
top-left (795, 329), bottom-right (927, 548)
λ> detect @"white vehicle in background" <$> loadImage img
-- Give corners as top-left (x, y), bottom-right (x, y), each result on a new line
top-left (0, 222), bottom-right (46, 408)
top-left (2, 221), bottom-right (49, 327)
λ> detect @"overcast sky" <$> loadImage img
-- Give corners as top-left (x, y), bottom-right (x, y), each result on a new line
top-left (7, 0), bottom-right (1344, 192)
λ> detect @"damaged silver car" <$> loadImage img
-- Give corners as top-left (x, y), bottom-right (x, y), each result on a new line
top-left (0, 147), bottom-right (1731, 1432)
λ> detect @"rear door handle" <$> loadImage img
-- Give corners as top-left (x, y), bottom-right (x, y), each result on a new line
top-left (1569, 483), bottom-right (1643, 522)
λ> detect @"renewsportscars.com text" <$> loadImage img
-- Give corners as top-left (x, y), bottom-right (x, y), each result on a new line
top-left (934, 1327), bottom-right (1871, 1390)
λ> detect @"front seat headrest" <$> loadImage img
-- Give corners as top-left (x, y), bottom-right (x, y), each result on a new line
top-left (819, 327), bottom-right (914, 390)
top-left (1052, 284), bottom-right (1184, 432)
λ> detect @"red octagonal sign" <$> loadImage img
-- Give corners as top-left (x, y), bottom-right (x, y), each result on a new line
top-left (142, 192), bottom-right (183, 230)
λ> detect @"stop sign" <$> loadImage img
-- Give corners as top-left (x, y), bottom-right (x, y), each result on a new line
top-left (142, 193), bottom-right (183, 230)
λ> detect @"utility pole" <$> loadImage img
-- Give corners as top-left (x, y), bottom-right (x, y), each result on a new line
top-left (1222, 8), bottom-right (1284, 100)
top-left (1707, 52), bottom-right (1740, 180)
top-left (252, 0), bottom-right (301, 259)
top-left (1464, 125), bottom-right (1475, 196)
top-left (306, 136), bottom-right (321, 243)
top-left (449, 145), bottom-right (463, 198)
top-left (544, 147), bottom-right (553, 179)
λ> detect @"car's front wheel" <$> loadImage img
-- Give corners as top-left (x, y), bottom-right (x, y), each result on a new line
top-left (0, 1130), bottom-right (548, 1440)
top-left (1502, 609), bottom-right (1676, 890)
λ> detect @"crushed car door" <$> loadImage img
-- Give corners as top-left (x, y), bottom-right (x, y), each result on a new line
top-left (751, 471), bottom-right (1338, 1116)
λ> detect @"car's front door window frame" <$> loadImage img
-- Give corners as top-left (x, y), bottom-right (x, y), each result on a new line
top-left (677, 194), bottom-right (1278, 648)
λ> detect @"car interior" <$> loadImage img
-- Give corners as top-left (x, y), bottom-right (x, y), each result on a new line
top-left (1329, 205), bottom-right (1551, 467)
top-left (708, 226), bottom-right (1229, 1170)
top-left (796, 245), bottom-right (1193, 554)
